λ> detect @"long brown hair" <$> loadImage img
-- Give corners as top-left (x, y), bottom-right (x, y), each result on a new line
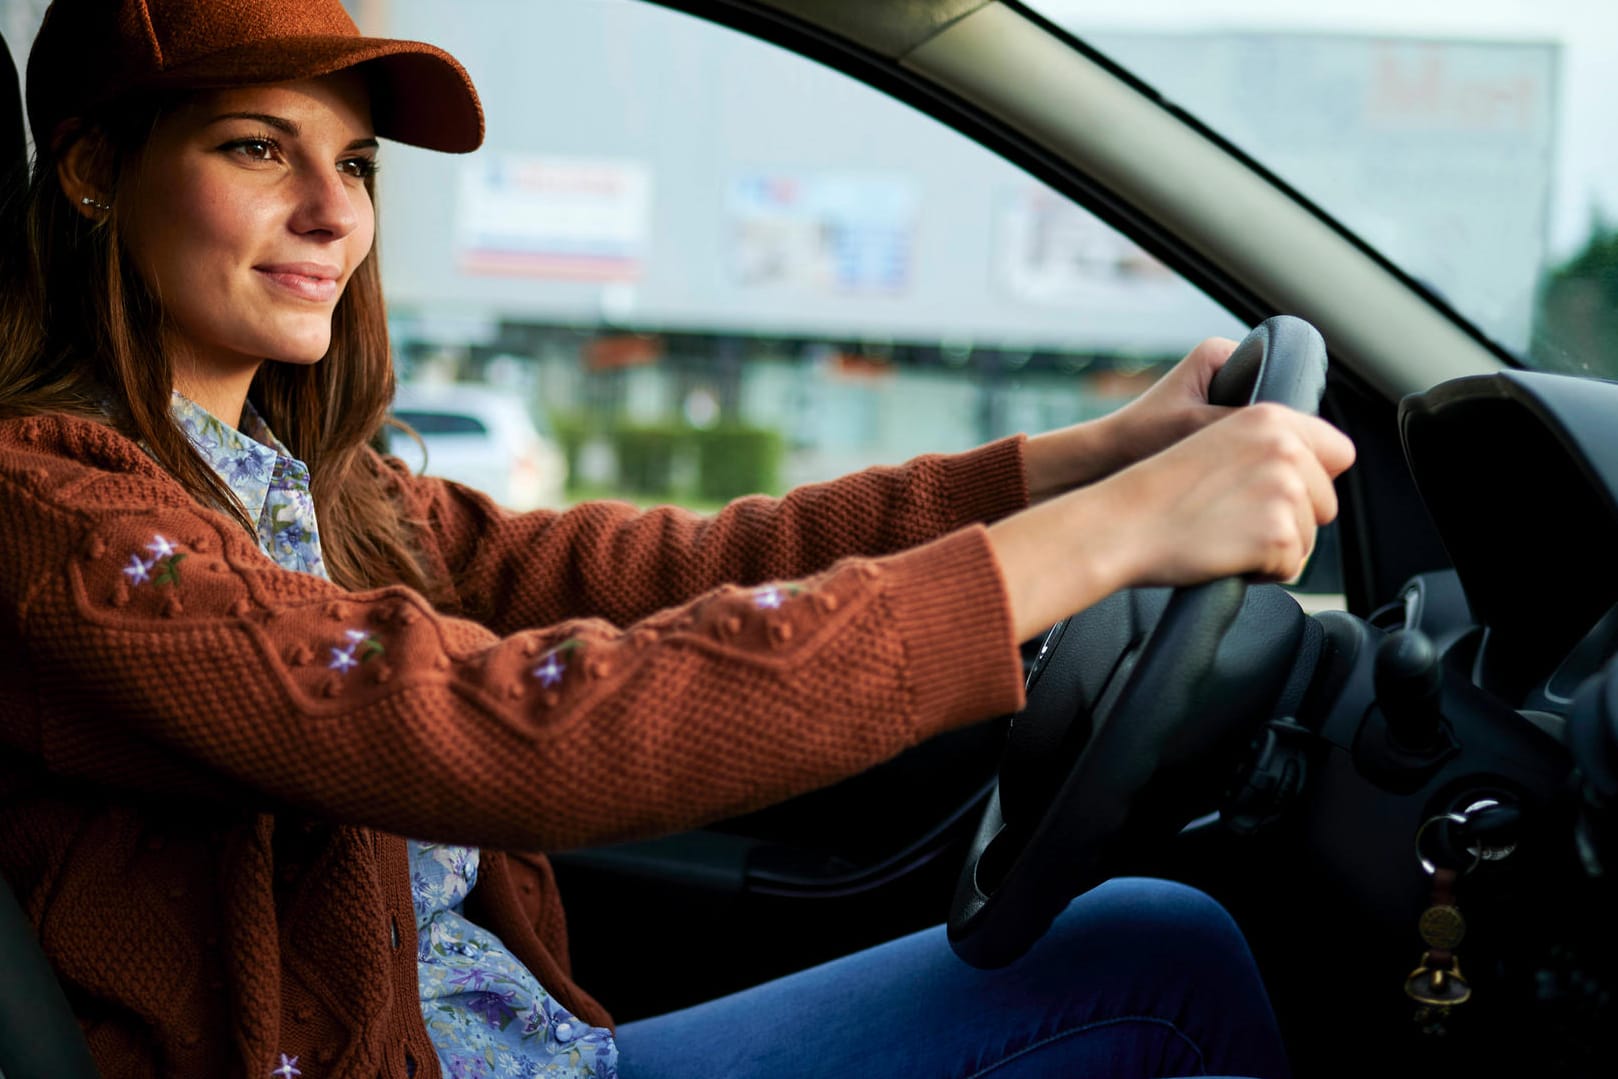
top-left (0, 91), bottom-right (432, 594)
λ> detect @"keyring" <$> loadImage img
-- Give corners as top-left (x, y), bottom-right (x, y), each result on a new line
top-left (1415, 812), bottom-right (1482, 877)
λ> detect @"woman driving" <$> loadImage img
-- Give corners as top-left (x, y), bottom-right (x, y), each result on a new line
top-left (0, 1), bottom-right (1353, 1076)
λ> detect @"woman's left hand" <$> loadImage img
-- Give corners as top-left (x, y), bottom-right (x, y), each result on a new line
top-left (1023, 336), bottom-right (1237, 502)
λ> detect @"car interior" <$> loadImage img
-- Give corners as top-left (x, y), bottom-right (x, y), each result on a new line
top-left (3, 2), bottom-right (1617, 1077)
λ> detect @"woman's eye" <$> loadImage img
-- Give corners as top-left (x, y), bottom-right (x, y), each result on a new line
top-left (339, 158), bottom-right (379, 180)
top-left (223, 137), bottom-right (278, 162)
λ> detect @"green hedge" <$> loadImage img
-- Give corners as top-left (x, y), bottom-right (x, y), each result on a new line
top-left (614, 424), bottom-right (686, 496)
top-left (694, 425), bottom-right (783, 501)
top-left (551, 413), bottom-right (783, 501)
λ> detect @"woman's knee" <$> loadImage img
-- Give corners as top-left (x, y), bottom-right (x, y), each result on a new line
top-left (1036, 877), bottom-right (1260, 985)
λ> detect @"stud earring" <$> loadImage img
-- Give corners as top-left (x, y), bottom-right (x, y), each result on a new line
top-left (79, 195), bottom-right (110, 211)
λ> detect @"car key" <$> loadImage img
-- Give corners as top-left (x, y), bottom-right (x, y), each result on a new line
top-left (1404, 865), bottom-right (1472, 1034)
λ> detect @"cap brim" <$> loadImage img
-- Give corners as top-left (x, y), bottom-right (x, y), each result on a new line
top-left (143, 35), bottom-right (484, 154)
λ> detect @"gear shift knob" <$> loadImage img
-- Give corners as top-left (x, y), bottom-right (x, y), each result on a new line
top-left (1375, 629), bottom-right (1443, 751)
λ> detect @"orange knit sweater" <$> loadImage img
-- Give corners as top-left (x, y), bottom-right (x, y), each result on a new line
top-left (0, 412), bottom-right (1029, 1078)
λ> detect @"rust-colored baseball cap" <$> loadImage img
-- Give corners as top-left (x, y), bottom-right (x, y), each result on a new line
top-left (26, 0), bottom-right (484, 153)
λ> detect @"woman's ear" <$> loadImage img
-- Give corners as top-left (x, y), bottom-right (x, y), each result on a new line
top-left (53, 124), bottom-right (115, 220)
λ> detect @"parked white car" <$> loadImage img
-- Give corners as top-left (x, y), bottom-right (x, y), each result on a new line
top-left (387, 383), bottom-right (566, 510)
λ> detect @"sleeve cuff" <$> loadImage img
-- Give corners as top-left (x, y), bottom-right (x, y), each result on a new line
top-left (877, 525), bottom-right (1026, 738)
top-left (937, 435), bottom-right (1030, 527)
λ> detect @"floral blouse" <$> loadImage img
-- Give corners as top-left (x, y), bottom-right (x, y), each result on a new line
top-left (173, 394), bottom-right (618, 1079)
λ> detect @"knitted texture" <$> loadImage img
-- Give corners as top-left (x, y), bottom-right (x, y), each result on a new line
top-left (0, 413), bottom-right (1029, 1077)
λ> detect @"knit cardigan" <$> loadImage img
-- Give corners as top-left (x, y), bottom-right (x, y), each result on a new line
top-left (0, 412), bottom-right (1030, 1078)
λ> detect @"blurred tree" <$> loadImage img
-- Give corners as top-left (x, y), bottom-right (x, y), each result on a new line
top-left (1532, 208), bottom-right (1618, 379)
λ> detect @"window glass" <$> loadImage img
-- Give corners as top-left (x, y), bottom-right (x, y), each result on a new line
top-left (1031, 0), bottom-right (1618, 377)
top-left (392, 411), bottom-right (490, 436)
top-left (372, 0), bottom-right (1244, 509)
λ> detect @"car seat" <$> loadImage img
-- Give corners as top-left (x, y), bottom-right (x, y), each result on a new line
top-left (0, 28), bottom-right (100, 1079)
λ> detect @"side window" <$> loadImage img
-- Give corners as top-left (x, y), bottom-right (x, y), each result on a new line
top-left (379, 0), bottom-right (1243, 495)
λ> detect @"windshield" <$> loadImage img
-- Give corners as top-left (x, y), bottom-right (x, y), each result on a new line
top-left (1031, 0), bottom-right (1618, 377)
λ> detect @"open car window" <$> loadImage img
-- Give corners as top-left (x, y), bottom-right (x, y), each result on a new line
top-left (1031, 0), bottom-right (1618, 377)
top-left (358, 0), bottom-right (1371, 600)
top-left (372, 0), bottom-right (1249, 509)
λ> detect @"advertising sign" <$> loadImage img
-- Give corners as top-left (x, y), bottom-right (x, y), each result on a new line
top-left (457, 156), bottom-right (653, 281)
top-left (726, 172), bottom-right (918, 295)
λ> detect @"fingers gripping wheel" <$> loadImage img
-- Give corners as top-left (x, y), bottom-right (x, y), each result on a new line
top-left (947, 316), bottom-right (1328, 969)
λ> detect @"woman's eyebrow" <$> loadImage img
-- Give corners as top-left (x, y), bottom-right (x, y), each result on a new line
top-left (208, 111), bottom-right (299, 134)
top-left (207, 111), bottom-right (379, 151)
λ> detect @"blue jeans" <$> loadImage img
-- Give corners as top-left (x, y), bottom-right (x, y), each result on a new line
top-left (616, 878), bottom-right (1289, 1078)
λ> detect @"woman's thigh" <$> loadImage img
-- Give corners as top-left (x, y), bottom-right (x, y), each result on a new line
top-left (615, 877), bottom-right (1289, 1079)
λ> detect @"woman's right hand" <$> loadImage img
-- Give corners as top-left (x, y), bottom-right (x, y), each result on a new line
top-left (988, 404), bottom-right (1356, 642)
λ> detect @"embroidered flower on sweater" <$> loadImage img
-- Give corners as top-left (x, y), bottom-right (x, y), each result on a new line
top-left (531, 638), bottom-right (582, 688)
top-left (533, 653), bottom-right (565, 687)
top-left (751, 583), bottom-right (803, 610)
top-left (328, 628), bottom-right (384, 674)
top-left (123, 534), bottom-right (185, 587)
top-left (271, 1054), bottom-right (301, 1078)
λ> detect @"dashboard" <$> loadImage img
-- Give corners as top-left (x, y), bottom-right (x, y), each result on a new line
top-left (1400, 371), bottom-right (1618, 702)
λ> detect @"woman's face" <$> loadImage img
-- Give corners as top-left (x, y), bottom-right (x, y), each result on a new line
top-left (119, 73), bottom-right (378, 387)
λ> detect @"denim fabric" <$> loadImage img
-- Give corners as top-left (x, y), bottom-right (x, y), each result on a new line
top-left (616, 878), bottom-right (1288, 1079)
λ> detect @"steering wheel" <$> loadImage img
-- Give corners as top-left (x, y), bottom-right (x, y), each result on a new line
top-left (948, 316), bottom-right (1330, 969)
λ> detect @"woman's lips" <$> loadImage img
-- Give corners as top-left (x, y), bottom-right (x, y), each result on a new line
top-left (255, 264), bottom-right (340, 302)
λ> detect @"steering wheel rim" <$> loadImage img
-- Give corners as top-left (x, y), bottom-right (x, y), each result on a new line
top-left (947, 316), bottom-right (1330, 969)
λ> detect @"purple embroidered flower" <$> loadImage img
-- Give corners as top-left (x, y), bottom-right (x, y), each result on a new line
top-left (125, 535), bottom-right (187, 587)
top-left (123, 555), bottom-right (152, 585)
top-left (533, 653), bottom-right (565, 688)
top-left (327, 629), bottom-right (384, 674)
top-left (271, 1054), bottom-right (301, 1078)
top-left (752, 585), bottom-right (785, 610)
